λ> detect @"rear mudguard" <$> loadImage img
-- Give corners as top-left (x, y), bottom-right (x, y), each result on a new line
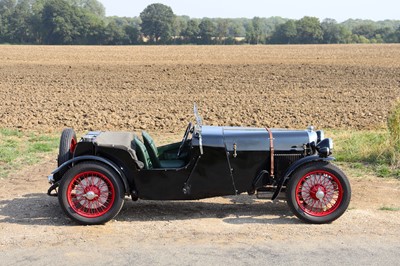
top-left (50, 155), bottom-right (130, 194)
top-left (271, 155), bottom-right (335, 200)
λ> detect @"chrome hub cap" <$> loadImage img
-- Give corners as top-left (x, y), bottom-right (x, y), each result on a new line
top-left (83, 191), bottom-right (98, 200)
top-left (316, 188), bottom-right (325, 201)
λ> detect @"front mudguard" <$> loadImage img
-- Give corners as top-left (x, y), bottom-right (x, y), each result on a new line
top-left (47, 155), bottom-right (130, 196)
top-left (271, 155), bottom-right (335, 200)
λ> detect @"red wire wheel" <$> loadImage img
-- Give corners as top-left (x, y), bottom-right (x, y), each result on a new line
top-left (286, 162), bottom-right (351, 224)
top-left (295, 170), bottom-right (343, 217)
top-left (67, 171), bottom-right (115, 218)
top-left (58, 162), bottom-right (125, 225)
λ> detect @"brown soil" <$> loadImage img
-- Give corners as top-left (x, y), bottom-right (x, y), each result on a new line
top-left (1, 45), bottom-right (400, 133)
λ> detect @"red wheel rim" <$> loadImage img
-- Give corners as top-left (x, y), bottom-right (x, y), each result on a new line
top-left (67, 171), bottom-right (115, 218)
top-left (295, 170), bottom-right (343, 217)
top-left (70, 138), bottom-right (77, 154)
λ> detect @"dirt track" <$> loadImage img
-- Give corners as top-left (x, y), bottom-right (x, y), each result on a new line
top-left (0, 156), bottom-right (400, 265)
top-left (1, 45), bottom-right (400, 133)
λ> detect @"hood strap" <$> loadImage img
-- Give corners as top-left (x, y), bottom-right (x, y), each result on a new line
top-left (266, 128), bottom-right (274, 177)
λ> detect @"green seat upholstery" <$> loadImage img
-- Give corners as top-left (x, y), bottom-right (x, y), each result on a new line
top-left (142, 131), bottom-right (186, 169)
top-left (142, 131), bottom-right (161, 168)
top-left (159, 160), bottom-right (186, 168)
top-left (134, 137), bottom-right (153, 169)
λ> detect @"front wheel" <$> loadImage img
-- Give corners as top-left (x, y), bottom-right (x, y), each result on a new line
top-left (286, 162), bottom-right (351, 224)
top-left (58, 162), bottom-right (125, 225)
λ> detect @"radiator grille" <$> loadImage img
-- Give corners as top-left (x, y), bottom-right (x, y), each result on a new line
top-left (275, 153), bottom-right (303, 161)
top-left (274, 153), bottom-right (304, 178)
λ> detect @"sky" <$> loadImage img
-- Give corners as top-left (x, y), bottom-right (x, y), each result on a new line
top-left (98, 0), bottom-right (399, 22)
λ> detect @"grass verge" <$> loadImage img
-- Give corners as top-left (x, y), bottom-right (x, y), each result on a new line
top-left (379, 206), bottom-right (400, 211)
top-left (328, 129), bottom-right (400, 179)
top-left (0, 128), bottom-right (59, 178)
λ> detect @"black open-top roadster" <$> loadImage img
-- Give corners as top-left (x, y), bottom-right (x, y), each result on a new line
top-left (48, 105), bottom-right (351, 225)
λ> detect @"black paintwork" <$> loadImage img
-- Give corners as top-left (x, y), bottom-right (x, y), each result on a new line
top-left (51, 124), bottom-right (334, 201)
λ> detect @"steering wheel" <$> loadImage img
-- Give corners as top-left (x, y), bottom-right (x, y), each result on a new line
top-left (177, 122), bottom-right (192, 157)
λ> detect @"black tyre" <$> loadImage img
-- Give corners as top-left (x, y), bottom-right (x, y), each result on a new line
top-left (58, 128), bottom-right (77, 167)
top-left (286, 162), bottom-right (351, 224)
top-left (58, 162), bottom-right (125, 225)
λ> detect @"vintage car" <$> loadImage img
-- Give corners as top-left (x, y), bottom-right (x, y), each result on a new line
top-left (47, 105), bottom-right (351, 225)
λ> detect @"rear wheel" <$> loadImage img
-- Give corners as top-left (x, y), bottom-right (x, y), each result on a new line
top-left (58, 162), bottom-right (125, 225)
top-left (286, 162), bottom-right (351, 224)
top-left (58, 128), bottom-right (77, 167)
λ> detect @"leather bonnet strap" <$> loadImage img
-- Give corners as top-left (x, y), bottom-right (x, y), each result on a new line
top-left (266, 128), bottom-right (274, 177)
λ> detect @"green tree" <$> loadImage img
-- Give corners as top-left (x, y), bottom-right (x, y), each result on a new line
top-left (0, 0), bottom-right (16, 42)
top-left (0, 14), bottom-right (3, 40)
top-left (182, 19), bottom-right (199, 44)
top-left (29, 0), bottom-right (48, 43)
top-left (216, 18), bottom-right (229, 44)
top-left (296, 16), bottom-right (323, 44)
top-left (396, 26), bottom-right (400, 42)
top-left (228, 20), bottom-right (245, 38)
top-left (11, 0), bottom-right (35, 43)
top-left (102, 16), bottom-right (141, 44)
top-left (245, 21), bottom-right (255, 44)
top-left (41, 0), bottom-right (81, 44)
top-left (78, 0), bottom-right (105, 17)
top-left (252, 17), bottom-right (265, 44)
top-left (321, 18), bottom-right (343, 44)
top-left (264, 16), bottom-right (288, 35)
top-left (140, 3), bottom-right (175, 43)
top-left (172, 15), bottom-right (188, 39)
top-left (269, 19), bottom-right (297, 44)
top-left (199, 18), bottom-right (215, 44)
top-left (103, 19), bottom-right (125, 44)
top-left (352, 23), bottom-right (377, 39)
top-left (76, 10), bottom-right (105, 44)
top-left (338, 26), bottom-right (352, 43)
top-left (66, 0), bottom-right (105, 17)
top-left (124, 24), bottom-right (141, 44)
top-left (374, 27), bottom-right (395, 43)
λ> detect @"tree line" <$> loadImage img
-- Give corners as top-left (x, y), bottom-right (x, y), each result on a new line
top-left (1, 0), bottom-right (399, 45)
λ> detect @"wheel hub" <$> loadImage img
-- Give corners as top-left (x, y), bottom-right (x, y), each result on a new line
top-left (316, 188), bottom-right (325, 200)
top-left (83, 186), bottom-right (100, 201)
top-left (83, 191), bottom-right (98, 200)
top-left (310, 185), bottom-right (326, 201)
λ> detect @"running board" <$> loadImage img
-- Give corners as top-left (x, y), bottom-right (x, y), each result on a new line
top-left (256, 188), bottom-right (286, 200)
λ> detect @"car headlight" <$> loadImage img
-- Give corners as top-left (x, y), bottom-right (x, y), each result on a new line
top-left (316, 138), bottom-right (333, 157)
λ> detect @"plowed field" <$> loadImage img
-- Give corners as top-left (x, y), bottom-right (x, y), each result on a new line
top-left (1, 44), bottom-right (400, 132)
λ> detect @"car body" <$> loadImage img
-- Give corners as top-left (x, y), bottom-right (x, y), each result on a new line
top-left (48, 105), bottom-right (351, 225)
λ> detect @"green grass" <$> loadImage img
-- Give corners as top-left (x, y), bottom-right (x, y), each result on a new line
top-left (328, 99), bottom-right (400, 179)
top-left (328, 129), bottom-right (400, 179)
top-left (0, 129), bottom-right (59, 178)
top-left (0, 128), bottom-right (23, 137)
top-left (379, 206), bottom-right (400, 211)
